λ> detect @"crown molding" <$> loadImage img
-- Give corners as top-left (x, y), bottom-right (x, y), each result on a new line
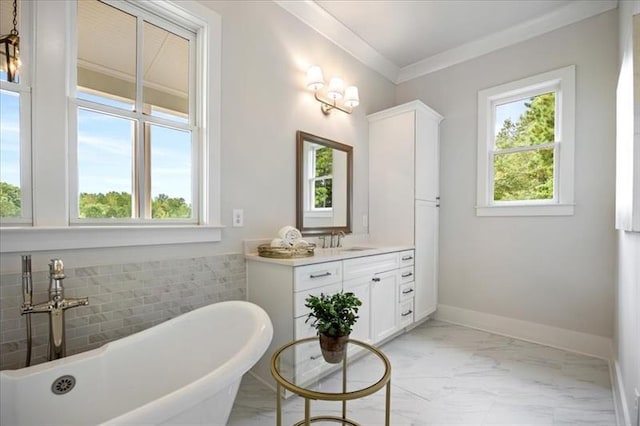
top-left (397, 0), bottom-right (618, 83)
top-left (275, 0), bottom-right (618, 85)
top-left (273, 0), bottom-right (399, 82)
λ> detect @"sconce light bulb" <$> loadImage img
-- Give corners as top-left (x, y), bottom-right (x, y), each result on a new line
top-left (306, 66), bottom-right (324, 91)
top-left (344, 86), bottom-right (360, 108)
top-left (327, 77), bottom-right (344, 100)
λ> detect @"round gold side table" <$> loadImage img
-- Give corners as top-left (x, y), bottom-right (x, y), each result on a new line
top-left (270, 337), bottom-right (391, 426)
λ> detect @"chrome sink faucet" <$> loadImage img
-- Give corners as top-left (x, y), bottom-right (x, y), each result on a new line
top-left (320, 231), bottom-right (346, 248)
top-left (21, 259), bottom-right (89, 361)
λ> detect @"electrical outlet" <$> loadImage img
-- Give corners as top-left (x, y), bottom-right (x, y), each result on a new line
top-left (233, 209), bottom-right (243, 227)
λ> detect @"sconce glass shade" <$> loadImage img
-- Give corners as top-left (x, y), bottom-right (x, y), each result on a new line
top-left (306, 66), bottom-right (324, 91)
top-left (1, 0), bottom-right (21, 83)
top-left (0, 33), bottom-right (20, 82)
top-left (327, 77), bottom-right (344, 100)
top-left (344, 86), bottom-right (359, 108)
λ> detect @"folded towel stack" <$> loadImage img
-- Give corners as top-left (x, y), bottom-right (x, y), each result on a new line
top-left (271, 226), bottom-right (309, 248)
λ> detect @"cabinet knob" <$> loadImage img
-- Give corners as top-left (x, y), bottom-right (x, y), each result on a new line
top-left (372, 277), bottom-right (381, 282)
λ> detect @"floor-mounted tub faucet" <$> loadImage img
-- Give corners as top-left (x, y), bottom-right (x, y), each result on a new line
top-left (21, 258), bottom-right (89, 361)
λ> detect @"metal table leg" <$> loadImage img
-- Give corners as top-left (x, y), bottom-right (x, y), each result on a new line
top-left (276, 382), bottom-right (282, 426)
top-left (342, 354), bottom-right (347, 421)
top-left (385, 381), bottom-right (391, 426)
top-left (304, 398), bottom-right (311, 426)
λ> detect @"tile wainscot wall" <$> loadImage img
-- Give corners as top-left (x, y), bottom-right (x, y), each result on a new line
top-left (0, 254), bottom-right (246, 370)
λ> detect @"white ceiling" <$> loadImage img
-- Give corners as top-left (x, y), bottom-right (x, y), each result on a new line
top-left (276, 0), bottom-right (618, 83)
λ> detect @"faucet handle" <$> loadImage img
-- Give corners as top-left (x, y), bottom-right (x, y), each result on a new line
top-left (49, 259), bottom-right (65, 279)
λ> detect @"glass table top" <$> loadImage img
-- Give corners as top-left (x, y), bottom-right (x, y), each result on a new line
top-left (271, 337), bottom-right (391, 398)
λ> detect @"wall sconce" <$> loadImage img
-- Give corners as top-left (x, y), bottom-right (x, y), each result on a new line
top-left (306, 66), bottom-right (359, 115)
top-left (0, 0), bottom-right (21, 83)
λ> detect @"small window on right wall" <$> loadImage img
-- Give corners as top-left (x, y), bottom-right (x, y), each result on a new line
top-left (476, 65), bottom-right (575, 216)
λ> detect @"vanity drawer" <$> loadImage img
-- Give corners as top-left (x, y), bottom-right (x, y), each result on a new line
top-left (399, 281), bottom-right (415, 302)
top-left (294, 282), bottom-right (342, 318)
top-left (399, 250), bottom-right (415, 267)
top-left (343, 253), bottom-right (399, 281)
top-left (399, 266), bottom-right (414, 284)
top-left (294, 261), bottom-right (342, 292)
top-left (398, 300), bottom-right (414, 328)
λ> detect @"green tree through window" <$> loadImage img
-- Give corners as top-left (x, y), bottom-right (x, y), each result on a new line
top-left (78, 192), bottom-right (191, 219)
top-left (313, 147), bottom-right (333, 208)
top-left (0, 182), bottom-right (21, 218)
top-left (493, 92), bottom-right (555, 201)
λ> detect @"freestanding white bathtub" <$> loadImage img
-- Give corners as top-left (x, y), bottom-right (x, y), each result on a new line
top-left (0, 300), bottom-right (273, 426)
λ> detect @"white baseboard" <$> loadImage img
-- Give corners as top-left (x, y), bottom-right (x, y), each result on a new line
top-left (611, 359), bottom-right (633, 426)
top-left (434, 304), bottom-right (613, 360)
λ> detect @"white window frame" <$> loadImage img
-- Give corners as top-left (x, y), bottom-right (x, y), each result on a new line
top-left (0, 0), bottom-right (32, 226)
top-left (307, 144), bottom-right (333, 214)
top-left (69, 0), bottom-right (199, 225)
top-left (476, 65), bottom-right (575, 217)
top-left (0, 0), bottom-right (222, 253)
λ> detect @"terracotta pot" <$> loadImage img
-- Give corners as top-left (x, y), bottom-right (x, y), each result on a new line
top-left (319, 333), bottom-right (349, 364)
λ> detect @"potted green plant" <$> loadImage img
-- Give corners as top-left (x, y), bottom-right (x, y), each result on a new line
top-left (305, 291), bottom-right (362, 363)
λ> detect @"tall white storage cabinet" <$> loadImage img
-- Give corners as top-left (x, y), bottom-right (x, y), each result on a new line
top-left (368, 100), bottom-right (443, 323)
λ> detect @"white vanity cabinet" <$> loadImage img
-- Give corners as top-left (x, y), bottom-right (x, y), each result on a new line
top-left (368, 100), bottom-right (443, 324)
top-left (343, 252), bottom-right (400, 343)
top-left (246, 247), bottom-right (414, 388)
top-left (246, 259), bottom-right (342, 388)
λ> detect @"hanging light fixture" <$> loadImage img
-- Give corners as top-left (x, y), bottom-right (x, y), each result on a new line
top-left (0, 0), bottom-right (21, 83)
top-left (306, 66), bottom-right (359, 115)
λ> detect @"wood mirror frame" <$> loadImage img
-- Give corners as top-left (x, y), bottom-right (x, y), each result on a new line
top-left (296, 131), bottom-right (353, 236)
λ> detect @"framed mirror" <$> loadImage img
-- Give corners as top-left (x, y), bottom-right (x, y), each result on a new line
top-left (296, 131), bottom-right (353, 235)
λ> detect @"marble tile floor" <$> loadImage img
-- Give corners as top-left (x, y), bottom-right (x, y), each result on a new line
top-left (228, 320), bottom-right (616, 426)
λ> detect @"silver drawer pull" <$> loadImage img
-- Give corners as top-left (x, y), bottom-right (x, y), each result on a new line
top-left (401, 272), bottom-right (413, 278)
top-left (310, 272), bottom-right (331, 279)
top-left (401, 310), bottom-right (413, 317)
top-left (372, 277), bottom-right (381, 282)
top-left (401, 255), bottom-right (413, 261)
top-left (402, 288), bottom-right (414, 294)
top-left (310, 354), bottom-right (322, 360)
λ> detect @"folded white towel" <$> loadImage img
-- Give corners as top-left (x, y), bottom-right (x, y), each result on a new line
top-left (278, 226), bottom-right (302, 246)
top-left (270, 238), bottom-right (288, 248)
top-left (293, 239), bottom-right (310, 249)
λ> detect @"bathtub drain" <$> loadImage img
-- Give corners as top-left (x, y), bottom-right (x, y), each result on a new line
top-left (51, 375), bottom-right (76, 395)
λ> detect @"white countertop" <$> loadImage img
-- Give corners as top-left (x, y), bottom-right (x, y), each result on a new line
top-left (244, 245), bottom-right (414, 266)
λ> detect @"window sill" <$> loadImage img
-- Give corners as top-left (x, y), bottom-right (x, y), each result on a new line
top-left (0, 225), bottom-right (223, 253)
top-left (476, 204), bottom-right (575, 217)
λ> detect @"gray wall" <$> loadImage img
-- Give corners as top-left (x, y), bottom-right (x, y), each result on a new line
top-left (396, 10), bottom-right (618, 338)
top-left (615, 1), bottom-right (640, 423)
top-left (0, 0), bottom-right (396, 369)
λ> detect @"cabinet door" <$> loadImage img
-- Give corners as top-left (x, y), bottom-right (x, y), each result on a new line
top-left (343, 276), bottom-right (371, 344)
top-left (371, 270), bottom-right (398, 342)
top-left (415, 108), bottom-right (440, 202)
top-left (415, 200), bottom-right (438, 322)
top-left (369, 111), bottom-right (415, 245)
